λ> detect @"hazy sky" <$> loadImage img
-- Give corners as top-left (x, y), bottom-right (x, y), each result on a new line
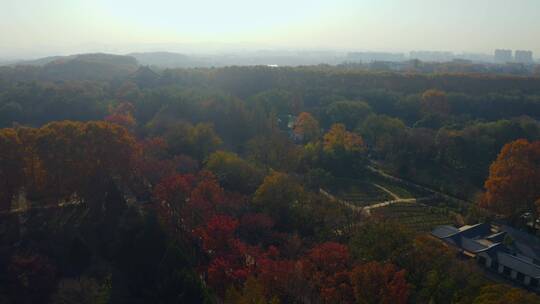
top-left (1, 0), bottom-right (540, 58)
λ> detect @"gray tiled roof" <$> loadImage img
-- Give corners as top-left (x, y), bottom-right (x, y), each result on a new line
top-left (497, 252), bottom-right (540, 278)
top-left (500, 225), bottom-right (540, 261)
top-left (461, 237), bottom-right (489, 252)
top-left (431, 225), bottom-right (459, 238)
top-left (486, 231), bottom-right (506, 243)
top-left (458, 223), bottom-right (491, 238)
top-left (433, 223), bottom-right (540, 278)
top-left (431, 223), bottom-right (490, 239)
top-left (432, 223), bottom-right (494, 253)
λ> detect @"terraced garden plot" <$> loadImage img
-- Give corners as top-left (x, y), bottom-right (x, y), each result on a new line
top-left (372, 203), bottom-right (456, 232)
top-left (375, 183), bottom-right (414, 199)
top-left (333, 180), bottom-right (393, 207)
top-left (368, 176), bottom-right (432, 198)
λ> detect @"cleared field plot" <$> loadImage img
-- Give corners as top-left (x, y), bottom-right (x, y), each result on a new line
top-left (375, 183), bottom-right (414, 199)
top-left (368, 176), bottom-right (432, 198)
top-left (332, 179), bottom-right (393, 207)
top-left (372, 203), bottom-right (456, 232)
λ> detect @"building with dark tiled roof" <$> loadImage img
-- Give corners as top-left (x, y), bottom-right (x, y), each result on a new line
top-left (432, 223), bottom-right (540, 290)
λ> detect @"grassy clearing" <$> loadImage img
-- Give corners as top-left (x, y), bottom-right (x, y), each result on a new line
top-left (328, 173), bottom-right (431, 206)
top-left (372, 202), bottom-right (456, 232)
top-left (368, 174), bottom-right (432, 198)
top-left (331, 179), bottom-right (392, 207)
top-left (375, 183), bottom-right (415, 199)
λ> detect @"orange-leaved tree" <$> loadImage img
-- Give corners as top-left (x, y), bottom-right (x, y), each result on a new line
top-left (34, 121), bottom-right (136, 205)
top-left (421, 89), bottom-right (450, 116)
top-left (105, 101), bottom-right (136, 130)
top-left (323, 123), bottom-right (365, 155)
top-left (293, 112), bottom-right (320, 143)
top-left (322, 123), bottom-right (367, 177)
top-left (482, 139), bottom-right (540, 224)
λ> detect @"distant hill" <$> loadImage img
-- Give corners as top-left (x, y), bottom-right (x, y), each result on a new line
top-left (130, 66), bottom-right (161, 87)
top-left (41, 53), bottom-right (139, 81)
top-left (0, 53), bottom-right (139, 82)
top-left (11, 56), bottom-right (66, 66)
top-left (0, 59), bottom-right (18, 66)
top-left (129, 52), bottom-right (208, 68)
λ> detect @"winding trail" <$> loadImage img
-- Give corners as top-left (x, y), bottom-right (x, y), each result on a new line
top-left (372, 183), bottom-right (400, 200)
top-left (319, 188), bottom-right (364, 212)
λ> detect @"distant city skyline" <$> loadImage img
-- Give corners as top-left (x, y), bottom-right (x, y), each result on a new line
top-left (1, 0), bottom-right (540, 59)
top-left (0, 44), bottom-right (538, 63)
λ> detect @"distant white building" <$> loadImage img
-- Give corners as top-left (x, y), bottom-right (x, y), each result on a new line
top-left (494, 49), bottom-right (513, 63)
top-left (515, 50), bottom-right (534, 64)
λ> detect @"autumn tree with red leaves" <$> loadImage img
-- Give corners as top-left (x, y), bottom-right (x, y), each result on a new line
top-left (183, 171), bottom-right (231, 229)
top-left (350, 261), bottom-right (410, 304)
top-left (482, 139), bottom-right (540, 224)
top-left (300, 242), bottom-right (354, 303)
top-left (153, 170), bottom-right (233, 234)
top-left (196, 215), bottom-right (258, 296)
top-left (131, 137), bottom-right (200, 195)
top-left (153, 173), bottom-right (195, 232)
top-left (197, 214), bottom-right (239, 255)
top-left (132, 137), bottom-right (175, 186)
top-left (256, 257), bottom-right (300, 302)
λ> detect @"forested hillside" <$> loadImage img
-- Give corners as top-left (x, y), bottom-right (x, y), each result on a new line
top-left (1, 58), bottom-right (540, 303)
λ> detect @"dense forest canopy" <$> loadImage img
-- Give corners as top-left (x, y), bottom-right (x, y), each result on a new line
top-left (2, 55), bottom-right (540, 197)
top-left (1, 54), bottom-right (540, 303)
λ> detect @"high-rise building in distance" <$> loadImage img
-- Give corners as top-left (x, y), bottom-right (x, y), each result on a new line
top-left (515, 50), bottom-right (534, 64)
top-left (494, 49), bottom-right (512, 63)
